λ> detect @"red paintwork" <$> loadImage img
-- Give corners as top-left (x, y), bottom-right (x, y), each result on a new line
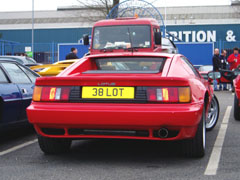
top-left (28, 102), bottom-right (200, 140)
top-left (220, 76), bottom-right (230, 83)
top-left (90, 18), bottom-right (162, 55)
top-left (234, 76), bottom-right (240, 104)
top-left (27, 52), bottom-right (213, 140)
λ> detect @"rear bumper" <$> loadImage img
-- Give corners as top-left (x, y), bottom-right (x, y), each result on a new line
top-left (27, 102), bottom-right (203, 140)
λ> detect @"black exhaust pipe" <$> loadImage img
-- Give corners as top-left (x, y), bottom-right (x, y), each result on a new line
top-left (158, 128), bottom-right (169, 138)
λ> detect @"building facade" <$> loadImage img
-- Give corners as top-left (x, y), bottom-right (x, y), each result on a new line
top-left (0, 4), bottom-right (240, 62)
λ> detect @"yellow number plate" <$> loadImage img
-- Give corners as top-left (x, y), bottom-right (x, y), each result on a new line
top-left (82, 87), bottom-right (135, 99)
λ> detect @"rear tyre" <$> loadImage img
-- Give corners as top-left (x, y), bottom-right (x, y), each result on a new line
top-left (38, 135), bottom-right (72, 154)
top-left (206, 95), bottom-right (219, 131)
top-left (234, 94), bottom-right (240, 121)
top-left (182, 107), bottom-right (206, 158)
top-left (0, 99), bottom-right (2, 121)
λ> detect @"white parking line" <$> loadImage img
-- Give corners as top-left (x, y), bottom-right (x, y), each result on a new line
top-left (204, 106), bottom-right (232, 176)
top-left (0, 139), bottom-right (37, 156)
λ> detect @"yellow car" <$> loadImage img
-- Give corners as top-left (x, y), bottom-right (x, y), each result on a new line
top-left (30, 59), bottom-right (78, 76)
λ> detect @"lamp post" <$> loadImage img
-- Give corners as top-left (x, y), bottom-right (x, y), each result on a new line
top-left (164, 0), bottom-right (167, 35)
top-left (32, 0), bottom-right (34, 56)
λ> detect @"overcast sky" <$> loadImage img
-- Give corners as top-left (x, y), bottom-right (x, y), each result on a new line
top-left (0, 0), bottom-right (231, 12)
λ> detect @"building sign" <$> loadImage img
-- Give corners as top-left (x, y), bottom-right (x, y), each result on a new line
top-left (167, 24), bottom-right (239, 43)
top-left (25, 46), bottom-right (31, 52)
top-left (169, 31), bottom-right (216, 42)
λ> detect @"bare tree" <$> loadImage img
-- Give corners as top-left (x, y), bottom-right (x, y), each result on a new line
top-left (76, 0), bottom-right (120, 18)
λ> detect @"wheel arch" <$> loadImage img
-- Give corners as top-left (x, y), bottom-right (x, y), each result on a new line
top-left (204, 91), bottom-right (210, 111)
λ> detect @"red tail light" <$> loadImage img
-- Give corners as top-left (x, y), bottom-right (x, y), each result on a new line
top-left (33, 86), bottom-right (71, 102)
top-left (32, 86), bottom-right (190, 103)
top-left (61, 87), bottom-right (71, 100)
top-left (147, 87), bottom-right (191, 103)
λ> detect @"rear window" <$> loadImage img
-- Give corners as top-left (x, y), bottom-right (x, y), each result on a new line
top-left (84, 57), bottom-right (166, 74)
top-left (0, 68), bottom-right (8, 83)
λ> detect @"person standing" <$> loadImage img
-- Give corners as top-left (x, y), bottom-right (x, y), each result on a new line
top-left (227, 47), bottom-right (240, 91)
top-left (65, 47), bottom-right (79, 60)
top-left (227, 47), bottom-right (240, 70)
top-left (212, 48), bottom-right (220, 91)
top-left (219, 49), bottom-right (228, 90)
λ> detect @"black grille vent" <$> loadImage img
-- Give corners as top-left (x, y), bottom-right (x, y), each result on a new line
top-left (68, 128), bottom-right (149, 137)
top-left (41, 128), bottom-right (65, 135)
top-left (69, 86), bottom-right (82, 102)
top-left (69, 86), bottom-right (147, 103)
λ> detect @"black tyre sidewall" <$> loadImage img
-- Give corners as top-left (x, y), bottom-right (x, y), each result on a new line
top-left (183, 106), bottom-right (206, 158)
top-left (38, 135), bottom-right (72, 154)
top-left (234, 94), bottom-right (240, 120)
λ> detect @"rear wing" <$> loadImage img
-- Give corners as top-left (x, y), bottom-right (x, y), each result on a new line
top-left (35, 76), bottom-right (190, 87)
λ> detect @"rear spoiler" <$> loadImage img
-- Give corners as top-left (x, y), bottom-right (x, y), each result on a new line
top-left (35, 76), bottom-right (190, 87)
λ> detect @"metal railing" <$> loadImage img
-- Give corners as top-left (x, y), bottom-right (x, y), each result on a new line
top-left (1, 41), bottom-right (240, 64)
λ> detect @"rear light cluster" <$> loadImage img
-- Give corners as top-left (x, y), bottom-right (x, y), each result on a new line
top-left (32, 86), bottom-right (191, 103)
top-left (33, 86), bottom-right (71, 102)
top-left (147, 87), bottom-right (191, 103)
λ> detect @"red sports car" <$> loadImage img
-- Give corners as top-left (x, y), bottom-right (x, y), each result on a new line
top-left (233, 69), bottom-right (240, 120)
top-left (27, 52), bottom-right (219, 157)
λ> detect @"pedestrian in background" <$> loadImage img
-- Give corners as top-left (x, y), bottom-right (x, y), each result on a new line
top-left (212, 48), bottom-right (220, 91)
top-left (228, 47), bottom-right (240, 70)
top-left (227, 47), bottom-right (240, 91)
top-left (65, 47), bottom-right (79, 60)
top-left (219, 49), bottom-right (228, 90)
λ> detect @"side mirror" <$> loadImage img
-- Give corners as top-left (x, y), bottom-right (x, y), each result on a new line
top-left (83, 34), bottom-right (89, 45)
top-left (234, 68), bottom-right (240, 76)
top-left (208, 71), bottom-right (221, 80)
top-left (154, 32), bottom-right (161, 45)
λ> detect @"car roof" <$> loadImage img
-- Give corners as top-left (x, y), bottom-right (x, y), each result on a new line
top-left (0, 55), bottom-right (26, 59)
top-left (94, 18), bottom-right (159, 27)
top-left (0, 56), bottom-right (36, 64)
top-left (0, 59), bottom-right (25, 65)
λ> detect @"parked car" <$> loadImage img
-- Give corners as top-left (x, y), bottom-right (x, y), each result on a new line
top-left (0, 56), bottom-right (41, 67)
top-left (30, 59), bottom-right (79, 76)
top-left (230, 67), bottom-right (240, 120)
top-left (27, 52), bottom-right (220, 157)
top-left (198, 65), bottom-right (232, 87)
top-left (0, 60), bottom-right (39, 131)
top-left (161, 38), bottom-right (178, 54)
top-left (198, 65), bottom-right (213, 80)
top-left (193, 65), bottom-right (203, 70)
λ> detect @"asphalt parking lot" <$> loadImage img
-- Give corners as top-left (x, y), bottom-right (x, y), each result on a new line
top-left (0, 91), bottom-right (239, 180)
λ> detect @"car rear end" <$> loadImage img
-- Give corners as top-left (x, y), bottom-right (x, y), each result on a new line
top-left (27, 54), bottom-right (203, 142)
